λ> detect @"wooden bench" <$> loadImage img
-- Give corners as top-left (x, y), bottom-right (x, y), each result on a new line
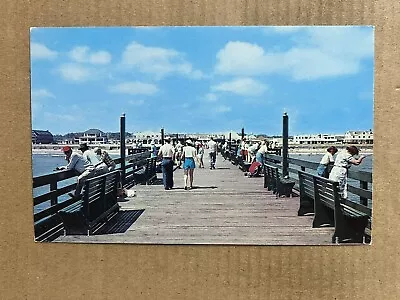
top-left (263, 163), bottom-right (296, 198)
top-left (298, 171), bottom-right (315, 216)
top-left (311, 174), bottom-right (370, 243)
top-left (132, 157), bottom-right (157, 185)
top-left (58, 170), bottom-right (120, 235)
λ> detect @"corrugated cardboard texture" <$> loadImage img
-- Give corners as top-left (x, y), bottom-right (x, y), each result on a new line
top-left (0, 1), bottom-right (398, 299)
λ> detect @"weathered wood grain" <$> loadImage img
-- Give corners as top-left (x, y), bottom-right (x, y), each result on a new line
top-left (57, 152), bottom-right (334, 245)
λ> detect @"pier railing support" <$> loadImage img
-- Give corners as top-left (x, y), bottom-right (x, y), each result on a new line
top-left (282, 112), bottom-right (289, 177)
top-left (229, 132), bottom-right (232, 149)
top-left (161, 128), bottom-right (164, 145)
top-left (120, 113), bottom-right (126, 185)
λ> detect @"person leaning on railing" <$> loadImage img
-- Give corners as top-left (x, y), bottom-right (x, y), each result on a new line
top-left (316, 146), bottom-right (338, 178)
top-left (55, 146), bottom-right (96, 198)
top-left (94, 147), bottom-right (116, 172)
top-left (328, 145), bottom-right (367, 200)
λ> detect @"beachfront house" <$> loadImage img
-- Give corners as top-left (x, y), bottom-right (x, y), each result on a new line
top-left (32, 130), bottom-right (54, 144)
top-left (344, 130), bottom-right (373, 144)
top-left (78, 129), bottom-right (108, 144)
top-left (292, 134), bottom-right (341, 145)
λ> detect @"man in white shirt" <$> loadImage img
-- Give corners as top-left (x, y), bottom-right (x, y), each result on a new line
top-left (55, 146), bottom-right (96, 198)
top-left (78, 143), bottom-right (108, 175)
top-left (207, 137), bottom-right (217, 169)
top-left (158, 137), bottom-right (175, 190)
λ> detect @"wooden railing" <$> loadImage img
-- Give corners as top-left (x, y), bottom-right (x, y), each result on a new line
top-left (33, 150), bottom-right (151, 241)
top-left (265, 154), bottom-right (372, 207)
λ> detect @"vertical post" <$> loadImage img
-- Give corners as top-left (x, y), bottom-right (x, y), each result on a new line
top-left (282, 112), bottom-right (289, 177)
top-left (120, 113), bottom-right (126, 186)
top-left (241, 128), bottom-right (245, 140)
top-left (176, 133), bottom-right (178, 145)
top-left (50, 181), bottom-right (58, 205)
top-left (360, 181), bottom-right (368, 206)
top-left (229, 132), bottom-right (232, 148)
top-left (161, 128), bottom-right (165, 145)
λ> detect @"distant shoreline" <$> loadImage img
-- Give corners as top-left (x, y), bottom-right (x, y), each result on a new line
top-left (32, 144), bottom-right (373, 156)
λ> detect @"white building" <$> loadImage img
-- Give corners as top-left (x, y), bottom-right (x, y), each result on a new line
top-left (344, 130), bottom-right (373, 144)
top-left (292, 134), bottom-right (343, 145)
top-left (132, 131), bottom-right (162, 145)
top-left (79, 129), bottom-right (108, 144)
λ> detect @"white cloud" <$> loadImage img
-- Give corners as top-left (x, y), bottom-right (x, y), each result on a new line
top-left (69, 46), bottom-right (111, 64)
top-left (31, 43), bottom-right (58, 60)
top-left (43, 112), bottom-right (80, 122)
top-left (121, 42), bottom-right (205, 79)
top-left (109, 81), bottom-right (158, 95)
top-left (212, 78), bottom-right (268, 96)
top-left (204, 93), bottom-right (218, 102)
top-left (58, 63), bottom-right (92, 82)
top-left (128, 99), bottom-right (145, 106)
top-left (215, 27), bottom-right (373, 80)
top-left (31, 89), bottom-right (55, 99)
top-left (215, 105), bottom-right (231, 113)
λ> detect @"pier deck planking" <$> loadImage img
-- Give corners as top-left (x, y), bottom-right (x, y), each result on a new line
top-left (56, 153), bottom-right (334, 245)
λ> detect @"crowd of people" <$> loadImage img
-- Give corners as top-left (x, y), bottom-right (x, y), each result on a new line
top-left (55, 138), bottom-right (367, 201)
top-left (55, 143), bottom-right (116, 199)
top-left (157, 137), bottom-right (219, 191)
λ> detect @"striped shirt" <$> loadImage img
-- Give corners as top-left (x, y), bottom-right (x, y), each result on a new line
top-left (100, 150), bottom-right (115, 168)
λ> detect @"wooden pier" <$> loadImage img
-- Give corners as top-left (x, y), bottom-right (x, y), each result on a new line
top-left (56, 151), bottom-right (334, 245)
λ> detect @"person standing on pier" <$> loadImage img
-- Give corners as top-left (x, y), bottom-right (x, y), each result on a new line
top-left (93, 147), bottom-right (116, 172)
top-left (317, 146), bottom-right (338, 178)
top-left (55, 146), bottom-right (96, 198)
top-left (329, 146), bottom-right (366, 199)
top-left (196, 142), bottom-right (205, 168)
top-left (175, 140), bottom-right (183, 168)
top-left (158, 137), bottom-right (175, 190)
top-left (207, 137), bottom-right (217, 169)
top-left (150, 141), bottom-right (158, 158)
top-left (256, 140), bottom-right (268, 163)
top-left (181, 139), bottom-right (197, 190)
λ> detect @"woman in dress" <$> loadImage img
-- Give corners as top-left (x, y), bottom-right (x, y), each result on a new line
top-left (329, 146), bottom-right (366, 199)
top-left (181, 139), bottom-right (197, 190)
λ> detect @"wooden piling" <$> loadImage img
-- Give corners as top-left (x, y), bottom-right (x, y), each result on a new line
top-left (120, 113), bottom-right (126, 185)
top-left (282, 112), bottom-right (289, 177)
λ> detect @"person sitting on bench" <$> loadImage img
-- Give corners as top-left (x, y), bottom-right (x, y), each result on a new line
top-left (93, 147), bottom-right (116, 172)
top-left (55, 146), bottom-right (96, 198)
top-left (78, 143), bottom-right (108, 175)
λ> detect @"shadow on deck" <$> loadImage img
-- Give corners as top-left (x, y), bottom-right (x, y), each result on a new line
top-left (95, 209), bottom-right (144, 235)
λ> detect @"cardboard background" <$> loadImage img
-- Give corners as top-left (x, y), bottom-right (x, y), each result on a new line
top-left (0, 1), bottom-right (399, 299)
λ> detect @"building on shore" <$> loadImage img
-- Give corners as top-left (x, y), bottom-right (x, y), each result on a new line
top-left (292, 134), bottom-right (344, 145)
top-left (32, 130), bottom-right (54, 144)
top-left (344, 130), bottom-right (373, 144)
top-left (78, 129), bottom-right (108, 144)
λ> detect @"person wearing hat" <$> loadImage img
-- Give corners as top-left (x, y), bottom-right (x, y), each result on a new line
top-left (181, 139), bottom-right (197, 190)
top-left (93, 147), bottom-right (116, 172)
top-left (55, 146), bottom-right (96, 198)
top-left (158, 137), bottom-right (175, 190)
top-left (79, 143), bottom-right (108, 175)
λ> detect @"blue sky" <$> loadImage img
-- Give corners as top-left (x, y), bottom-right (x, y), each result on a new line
top-left (30, 26), bottom-right (374, 135)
